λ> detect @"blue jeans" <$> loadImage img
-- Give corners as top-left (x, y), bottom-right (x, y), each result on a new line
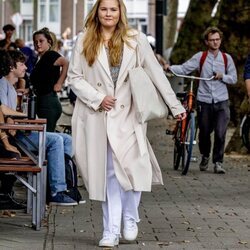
top-left (16, 132), bottom-right (72, 195)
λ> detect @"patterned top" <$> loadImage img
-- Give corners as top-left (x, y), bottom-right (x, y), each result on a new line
top-left (105, 47), bottom-right (123, 88)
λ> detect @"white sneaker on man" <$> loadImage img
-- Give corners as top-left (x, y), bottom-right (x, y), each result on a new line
top-left (123, 218), bottom-right (138, 241)
top-left (99, 233), bottom-right (119, 247)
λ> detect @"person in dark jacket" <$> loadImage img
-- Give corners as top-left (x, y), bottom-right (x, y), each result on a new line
top-left (0, 24), bottom-right (17, 50)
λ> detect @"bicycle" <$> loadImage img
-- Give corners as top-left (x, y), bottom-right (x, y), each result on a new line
top-left (240, 113), bottom-right (250, 151)
top-left (166, 70), bottom-right (214, 175)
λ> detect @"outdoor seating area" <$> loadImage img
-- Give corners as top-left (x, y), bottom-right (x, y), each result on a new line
top-left (0, 118), bottom-right (47, 230)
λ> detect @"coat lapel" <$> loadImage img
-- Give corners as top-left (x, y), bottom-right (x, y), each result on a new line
top-left (117, 39), bottom-right (137, 86)
top-left (97, 38), bottom-right (137, 88)
top-left (97, 45), bottom-right (113, 83)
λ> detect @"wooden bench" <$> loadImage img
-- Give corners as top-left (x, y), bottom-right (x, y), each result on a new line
top-left (0, 119), bottom-right (47, 230)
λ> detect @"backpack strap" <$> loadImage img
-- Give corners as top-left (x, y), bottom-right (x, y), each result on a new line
top-left (200, 51), bottom-right (228, 74)
top-left (199, 51), bottom-right (208, 73)
top-left (222, 52), bottom-right (228, 73)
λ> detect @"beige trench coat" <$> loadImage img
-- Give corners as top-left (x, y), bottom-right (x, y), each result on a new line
top-left (66, 30), bottom-right (185, 201)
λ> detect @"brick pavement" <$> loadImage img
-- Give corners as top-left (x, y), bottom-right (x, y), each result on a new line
top-left (0, 118), bottom-right (250, 250)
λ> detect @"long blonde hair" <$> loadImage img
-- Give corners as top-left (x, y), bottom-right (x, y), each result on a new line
top-left (83, 0), bottom-right (133, 66)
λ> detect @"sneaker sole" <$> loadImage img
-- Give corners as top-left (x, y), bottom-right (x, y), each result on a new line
top-left (99, 239), bottom-right (119, 247)
top-left (98, 242), bottom-right (119, 247)
top-left (78, 200), bottom-right (86, 204)
top-left (214, 171), bottom-right (225, 174)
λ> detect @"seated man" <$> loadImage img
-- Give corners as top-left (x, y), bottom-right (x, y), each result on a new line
top-left (0, 49), bottom-right (78, 206)
top-left (0, 101), bottom-right (27, 210)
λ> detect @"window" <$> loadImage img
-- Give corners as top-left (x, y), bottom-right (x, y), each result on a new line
top-left (22, 0), bottom-right (32, 2)
top-left (87, 3), bottom-right (93, 13)
top-left (39, 0), bottom-right (59, 23)
top-left (84, 0), bottom-right (95, 18)
top-left (49, 0), bottom-right (59, 22)
top-left (40, 3), bottom-right (46, 22)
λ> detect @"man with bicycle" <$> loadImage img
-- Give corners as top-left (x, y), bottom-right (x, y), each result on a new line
top-left (165, 27), bottom-right (237, 174)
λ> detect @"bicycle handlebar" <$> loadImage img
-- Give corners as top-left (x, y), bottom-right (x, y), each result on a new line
top-left (166, 69), bottom-right (215, 81)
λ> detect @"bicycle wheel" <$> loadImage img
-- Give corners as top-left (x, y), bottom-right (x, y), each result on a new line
top-left (173, 121), bottom-right (183, 170)
top-left (241, 115), bottom-right (250, 151)
top-left (181, 112), bottom-right (195, 175)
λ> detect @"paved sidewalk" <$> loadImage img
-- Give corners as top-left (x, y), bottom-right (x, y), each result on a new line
top-left (1, 118), bottom-right (250, 250)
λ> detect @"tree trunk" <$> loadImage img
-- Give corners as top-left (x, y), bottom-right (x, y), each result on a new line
top-left (215, 0), bottom-right (250, 152)
top-left (170, 0), bottom-right (218, 64)
top-left (164, 0), bottom-right (178, 50)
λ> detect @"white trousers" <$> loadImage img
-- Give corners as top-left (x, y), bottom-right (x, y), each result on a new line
top-left (101, 143), bottom-right (141, 236)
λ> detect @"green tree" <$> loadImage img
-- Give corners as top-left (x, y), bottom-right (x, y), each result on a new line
top-left (164, 0), bottom-right (178, 51)
top-left (214, 0), bottom-right (250, 152)
top-left (170, 0), bottom-right (218, 64)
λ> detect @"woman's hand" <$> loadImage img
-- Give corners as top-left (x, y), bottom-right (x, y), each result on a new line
top-left (175, 112), bottom-right (187, 121)
top-left (101, 96), bottom-right (117, 111)
top-left (54, 82), bottom-right (62, 92)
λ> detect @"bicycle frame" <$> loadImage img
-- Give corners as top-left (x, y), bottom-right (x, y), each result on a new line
top-left (167, 69), bottom-right (215, 175)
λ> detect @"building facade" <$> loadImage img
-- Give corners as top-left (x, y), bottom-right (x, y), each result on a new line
top-left (0, 0), bottom-right (149, 42)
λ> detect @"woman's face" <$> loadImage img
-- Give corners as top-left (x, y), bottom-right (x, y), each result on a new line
top-left (33, 34), bottom-right (51, 55)
top-left (98, 0), bottom-right (120, 30)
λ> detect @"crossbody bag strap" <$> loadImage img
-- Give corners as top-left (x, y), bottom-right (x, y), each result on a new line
top-left (135, 44), bottom-right (141, 68)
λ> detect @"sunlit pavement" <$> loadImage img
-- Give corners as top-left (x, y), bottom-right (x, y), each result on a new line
top-left (0, 115), bottom-right (250, 250)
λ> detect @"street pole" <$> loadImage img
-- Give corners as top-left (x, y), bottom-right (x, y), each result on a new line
top-left (155, 0), bottom-right (167, 55)
top-left (1, 0), bottom-right (6, 28)
top-left (72, 0), bottom-right (78, 39)
top-left (33, 0), bottom-right (38, 31)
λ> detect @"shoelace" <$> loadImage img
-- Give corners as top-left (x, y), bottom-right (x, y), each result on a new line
top-left (125, 219), bottom-right (136, 230)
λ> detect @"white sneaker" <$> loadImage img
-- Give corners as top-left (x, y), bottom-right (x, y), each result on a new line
top-left (98, 234), bottom-right (119, 247)
top-left (123, 218), bottom-right (138, 241)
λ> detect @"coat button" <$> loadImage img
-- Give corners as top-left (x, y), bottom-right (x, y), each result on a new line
top-left (97, 82), bottom-right (102, 87)
top-left (99, 108), bottom-right (103, 112)
top-left (120, 105), bottom-right (125, 109)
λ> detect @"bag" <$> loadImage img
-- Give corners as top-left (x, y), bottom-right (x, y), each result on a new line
top-left (64, 154), bottom-right (82, 203)
top-left (128, 46), bottom-right (168, 123)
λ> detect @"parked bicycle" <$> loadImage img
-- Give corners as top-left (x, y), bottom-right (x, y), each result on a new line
top-left (166, 70), bottom-right (215, 175)
top-left (240, 113), bottom-right (250, 151)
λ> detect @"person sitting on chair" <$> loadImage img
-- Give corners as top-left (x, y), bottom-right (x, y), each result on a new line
top-left (0, 49), bottom-right (80, 206)
top-left (0, 100), bottom-right (27, 210)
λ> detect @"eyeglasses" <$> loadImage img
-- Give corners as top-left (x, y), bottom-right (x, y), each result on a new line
top-left (208, 38), bottom-right (221, 42)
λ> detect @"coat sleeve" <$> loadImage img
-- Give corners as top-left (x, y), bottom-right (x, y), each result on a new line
top-left (222, 53), bottom-right (237, 84)
top-left (137, 33), bottom-right (185, 117)
top-left (66, 33), bottom-right (106, 111)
